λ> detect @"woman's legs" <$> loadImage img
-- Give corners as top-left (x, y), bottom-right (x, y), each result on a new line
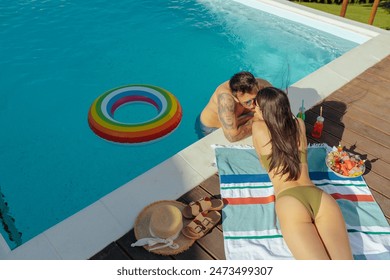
top-left (314, 193), bottom-right (353, 259)
top-left (276, 196), bottom-right (330, 259)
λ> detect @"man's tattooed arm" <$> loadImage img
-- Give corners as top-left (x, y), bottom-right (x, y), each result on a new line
top-left (217, 93), bottom-right (253, 142)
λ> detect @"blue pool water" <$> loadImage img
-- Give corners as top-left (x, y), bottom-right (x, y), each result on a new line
top-left (0, 0), bottom-right (357, 249)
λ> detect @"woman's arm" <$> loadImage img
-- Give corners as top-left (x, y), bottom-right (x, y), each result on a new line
top-left (252, 120), bottom-right (271, 168)
top-left (297, 118), bottom-right (308, 149)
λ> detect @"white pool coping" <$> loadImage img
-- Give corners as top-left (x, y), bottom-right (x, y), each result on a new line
top-left (1, 0), bottom-right (389, 259)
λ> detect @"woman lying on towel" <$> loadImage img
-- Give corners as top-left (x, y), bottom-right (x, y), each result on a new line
top-left (252, 87), bottom-right (353, 260)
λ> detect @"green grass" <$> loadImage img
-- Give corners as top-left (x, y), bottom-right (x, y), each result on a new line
top-left (296, 2), bottom-right (390, 30)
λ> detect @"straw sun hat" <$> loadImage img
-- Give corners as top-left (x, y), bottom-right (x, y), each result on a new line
top-left (131, 200), bottom-right (195, 255)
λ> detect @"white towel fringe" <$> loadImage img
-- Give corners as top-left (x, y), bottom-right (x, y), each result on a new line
top-left (308, 143), bottom-right (332, 152)
top-left (211, 144), bottom-right (254, 150)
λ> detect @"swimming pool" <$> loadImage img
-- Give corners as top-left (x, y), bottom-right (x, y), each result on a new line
top-left (0, 0), bottom-right (362, 250)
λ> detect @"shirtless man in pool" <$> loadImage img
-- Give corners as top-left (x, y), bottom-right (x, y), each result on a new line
top-left (199, 71), bottom-right (272, 142)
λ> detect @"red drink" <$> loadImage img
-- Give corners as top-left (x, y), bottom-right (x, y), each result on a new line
top-left (311, 116), bottom-right (324, 138)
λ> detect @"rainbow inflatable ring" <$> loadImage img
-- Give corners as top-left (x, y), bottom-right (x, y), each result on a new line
top-left (88, 84), bottom-right (182, 143)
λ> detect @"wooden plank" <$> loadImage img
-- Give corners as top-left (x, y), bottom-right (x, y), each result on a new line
top-left (194, 227), bottom-right (226, 260)
top-left (339, 78), bottom-right (388, 100)
top-left (199, 174), bottom-right (221, 196)
top-left (341, 115), bottom-right (390, 148)
top-left (173, 243), bottom-right (215, 260)
top-left (331, 89), bottom-right (384, 121)
top-left (364, 171), bottom-right (390, 199)
top-left (89, 242), bottom-right (131, 260)
top-left (355, 75), bottom-right (390, 96)
top-left (335, 86), bottom-right (389, 120)
top-left (365, 60), bottom-right (390, 81)
top-left (326, 99), bottom-right (390, 135)
top-left (371, 190), bottom-right (390, 220)
top-left (307, 97), bottom-right (390, 149)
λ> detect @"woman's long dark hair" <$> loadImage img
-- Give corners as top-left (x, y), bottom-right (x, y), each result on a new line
top-left (255, 87), bottom-right (301, 181)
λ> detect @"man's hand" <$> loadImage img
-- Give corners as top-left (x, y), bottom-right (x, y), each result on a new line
top-left (237, 111), bottom-right (254, 126)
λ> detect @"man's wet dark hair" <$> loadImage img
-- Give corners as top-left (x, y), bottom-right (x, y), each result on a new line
top-left (229, 71), bottom-right (257, 96)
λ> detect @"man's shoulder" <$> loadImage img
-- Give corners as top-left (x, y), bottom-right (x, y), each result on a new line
top-left (214, 83), bottom-right (234, 102)
top-left (256, 78), bottom-right (272, 87)
top-left (215, 80), bottom-right (232, 94)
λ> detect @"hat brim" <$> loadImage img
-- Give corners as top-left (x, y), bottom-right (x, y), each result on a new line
top-left (133, 200), bottom-right (195, 256)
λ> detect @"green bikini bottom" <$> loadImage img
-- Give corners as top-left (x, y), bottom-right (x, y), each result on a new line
top-left (276, 185), bottom-right (324, 219)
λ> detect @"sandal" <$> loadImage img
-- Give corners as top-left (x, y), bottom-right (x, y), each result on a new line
top-left (181, 211), bottom-right (221, 240)
top-left (182, 197), bottom-right (224, 219)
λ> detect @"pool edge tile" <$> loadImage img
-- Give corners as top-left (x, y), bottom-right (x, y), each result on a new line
top-left (240, 0), bottom-right (382, 42)
top-left (3, 234), bottom-right (60, 260)
top-left (42, 201), bottom-right (124, 260)
top-left (288, 34), bottom-right (390, 113)
top-left (0, 234), bottom-right (11, 259)
top-left (178, 129), bottom-right (254, 180)
top-left (2, 201), bottom-right (127, 260)
top-left (326, 35), bottom-right (390, 81)
top-left (289, 66), bottom-right (349, 113)
top-left (100, 154), bottom-right (205, 232)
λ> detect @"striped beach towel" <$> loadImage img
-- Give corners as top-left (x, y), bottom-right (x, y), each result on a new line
top-left (213, 144), bottom-right (390, 260)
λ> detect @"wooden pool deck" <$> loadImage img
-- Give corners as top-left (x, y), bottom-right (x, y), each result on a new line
top-left (91, 55), bottom-right (390, 260)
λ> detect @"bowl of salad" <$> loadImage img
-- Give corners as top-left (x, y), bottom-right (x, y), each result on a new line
top-left (325, 149), bottom-right (365, 178)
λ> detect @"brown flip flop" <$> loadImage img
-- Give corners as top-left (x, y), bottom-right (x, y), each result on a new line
top-left (182, 197), bottom-right (224, 219)
top-left (181, 210), bottom-right (221, 240)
